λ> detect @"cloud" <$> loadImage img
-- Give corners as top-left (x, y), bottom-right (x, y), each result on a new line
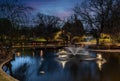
top-left (22, 0), bottom-right (81, 18)
top-left (55, 10), bottom-right (73, 19)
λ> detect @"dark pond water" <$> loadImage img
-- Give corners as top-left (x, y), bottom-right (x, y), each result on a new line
top-left (3, 48), bottom-right (120, 81)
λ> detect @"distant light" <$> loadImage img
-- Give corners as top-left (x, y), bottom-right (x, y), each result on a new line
top-left (16, 52), bottom-right (21, 56)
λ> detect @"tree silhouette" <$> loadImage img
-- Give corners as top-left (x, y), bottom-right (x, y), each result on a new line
top-left (103, 0), bottom-right (120, 41)
top-left (0, 18), bottom-right (13, 45)
top-left (0, 0), bottom-right (33, 27)
top-left (62, 15), bottom-right (84, 43)
top-left (0, 18), bottom-right (13, 35)
top-left (0, 0), bottom-right (33, 45)
top-left (34, 13), bottom-right (61, 41)
top-left (73, 0), bottom-right (120, 45)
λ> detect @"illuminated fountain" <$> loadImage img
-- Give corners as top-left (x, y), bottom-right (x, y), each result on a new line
top-left (57, 46), bottom-right (90, 60)
top-left (58, 46), bottom-right (106, 62)
top-left (57, 47), bottom-right (107, 71)
top-left (64, 47), bottom-right (89, 56)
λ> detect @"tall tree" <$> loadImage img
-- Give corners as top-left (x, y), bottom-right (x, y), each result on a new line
top-left (73, 0), bottom-right (120, 45)
top-left (0, 0), bottom-right (33, 45)
top-left (62, 15), bottom-right (84, 42)
top-left (34, 13), bottom-right (61, 41)
top-left (0, 18), bottom-right (13, 35)
top-left (0, 0), bottom-right (33, 27)
top-left (0, 18), bottom-right (13, 44)
top-left (103, 0), bottom-right (120, 41)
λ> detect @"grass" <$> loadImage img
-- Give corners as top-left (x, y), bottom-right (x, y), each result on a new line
top-left (89, 38), bottom-right (112, 45)
top-left (0, 61), bottom-right (8, 81)
top-left (0, 73), bottom-right (8, 81)
top-left (0, 59), bottom-right (13, 81)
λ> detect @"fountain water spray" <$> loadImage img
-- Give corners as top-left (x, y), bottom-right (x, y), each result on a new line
top-left (64, 47), bottom-right (89, 56)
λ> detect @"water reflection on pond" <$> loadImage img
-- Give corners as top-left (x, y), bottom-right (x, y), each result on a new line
top-left (3, 48), bottom-right (120, 81)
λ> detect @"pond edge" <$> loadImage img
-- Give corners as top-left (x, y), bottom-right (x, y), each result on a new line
top-left (0, 58), bottom-right (19, 81)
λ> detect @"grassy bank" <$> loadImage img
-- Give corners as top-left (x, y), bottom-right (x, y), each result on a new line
top-left (0, 47), bottom-right (18, 81)
top-left (0, 73), bottom-right (8, 81)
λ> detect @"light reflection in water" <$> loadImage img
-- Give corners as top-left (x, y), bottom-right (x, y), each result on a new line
top-left (61, 60), bottom-right (67, 68)
top-left (32, 51), bottom-right (35, 57)
top-left (2, 49), bottom-right (120, 81)
top-left (39, 50), bottom-right (43, 57)
top-left (16, 52), bottom-right (21, 57)
top-left (96, 53), bottom-right (107, 70)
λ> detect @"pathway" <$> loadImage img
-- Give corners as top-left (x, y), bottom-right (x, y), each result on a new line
top-left (87, 49), bottom-right (120, 52)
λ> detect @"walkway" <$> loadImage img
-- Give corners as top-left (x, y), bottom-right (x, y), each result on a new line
top-left (12, 44), bottom-right (64, 49)
top-left (87, 49), bottom-right (120, 52)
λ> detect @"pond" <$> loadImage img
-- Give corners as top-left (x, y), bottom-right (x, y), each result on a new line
top-left (2, 48), bottom-right (120, 81)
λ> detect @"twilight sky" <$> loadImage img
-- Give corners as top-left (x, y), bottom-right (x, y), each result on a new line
top-left (22, 0), bottom-right (82, 19)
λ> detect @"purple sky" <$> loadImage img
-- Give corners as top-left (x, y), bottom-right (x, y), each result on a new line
top-left (22, 0), bottom-right (82, 19)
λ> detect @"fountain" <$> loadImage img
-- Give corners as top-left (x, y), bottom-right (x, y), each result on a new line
top-left (57, 46), bottom-right (90, 60)
top-left (64, 47), bottom-right (89, 56)
top-left (58, 46), bottom-right (106, 62)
